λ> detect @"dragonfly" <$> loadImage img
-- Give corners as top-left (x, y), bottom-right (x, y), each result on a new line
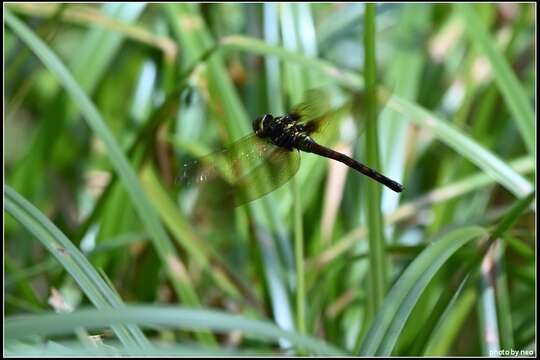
top-left (176, 89), bottom-right (403, 208)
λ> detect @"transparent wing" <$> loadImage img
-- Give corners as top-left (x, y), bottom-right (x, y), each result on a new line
top-left (176, 134), bottom-right (300, 207)
top-left (289, 88), bottom-right (352, 136)
top-left (230, 146), bottom-right (300, 206)
top-left (293, 87), bottom-right (393, 137)
top-left (289, 88), bottom-right (333, 124)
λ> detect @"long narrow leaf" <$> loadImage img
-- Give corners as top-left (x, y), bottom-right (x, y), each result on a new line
top-left (4, 186), bottom-right (149, 349)
top-left (362, 1), bottom-right (388, 324)
top-left (458, 4), bottom-right (534, 155)
top-left (5, 306), bottom-right (347, 356)
top-left (387, 95), bottom-right (533, 197)
top-left (359, 226), bottom-right (487, 355)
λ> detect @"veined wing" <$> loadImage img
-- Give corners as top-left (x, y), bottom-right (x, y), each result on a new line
top-left (289, 89), bottom-right (333, 124)
top-left (230, 146), bottom-right (300, 206)
top-left (176, 134), bottom-right (300, 207)
top-left (291, 87), bottom-right (393, 136)
top-left (290, 88), bottom-right (352, 135)
top-left (177, 134), bottom-right (266, 188)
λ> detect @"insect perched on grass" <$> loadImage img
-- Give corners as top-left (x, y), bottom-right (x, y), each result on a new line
top-left (176, 89), bottom-right (403, 207)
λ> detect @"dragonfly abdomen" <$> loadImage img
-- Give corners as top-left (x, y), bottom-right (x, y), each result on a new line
top-left (300, 139), bottom-right (404, 193)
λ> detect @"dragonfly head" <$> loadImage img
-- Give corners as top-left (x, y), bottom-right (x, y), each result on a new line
top-left (253, 114), bottom-right (273, 138)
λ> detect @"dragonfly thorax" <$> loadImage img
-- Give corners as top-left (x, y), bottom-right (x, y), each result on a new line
top-left (253, 113), bottom-right (313, 151)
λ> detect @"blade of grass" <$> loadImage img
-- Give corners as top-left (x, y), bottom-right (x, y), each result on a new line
top-left (220, 35), bottom-right (364, 90)
top-left (4, 258), bottom-right (43, 310)
top-left (296, 3), bottom-right (319, 86)
top-left (422, 279), bottom-right (477, 355)
top-left (6, 4), bottom-right (146, 230)
top-left (316, 4), bottom-right (364, 49)
top-left (293, 176), bottom-right (306, 340)
top-left (277, 2), bottom-right (305, 278)
top-left (358, 226), bottom-right (487, 356)
top-left (261, 3), bottom-right (299, 257)
top-left (379, 4), bottom-right (429, 213)
top-left (5, 305), bottom-right (347, 356)
top-left (68, 3), bottom-right (147, 95)
top-left (5, 340), bottom-right (278, 357)
top-left (428, 193), bottom-right (535, 349)
top-left (457, 4), bottom-right (534, 155)
top-left (489, 191), bottom-right (535, 241)
top-left (407, 191), bottom-right (535, 355)
top-left (386, 94), bottom-right (533, 197)
top-left (362, 2), bottom-right (388, 327)
top-left (263, 3), bottom-right (285, 115)
top-left (7, 3), bottom-right (177, 59)
top-left (5, 9), bottom-right (215, 345)
top-left (478, 243), bottom-right (501, 355)
top-left (493, 241), bottom-right (514, 350)
top-left (5, 4), bottom-right (67, 121)
top-left (6, 232), bottom-right (147, 287)
top-left (280, 3), bottom-right (306, 103)
top-left (4, 186), bottom-right (149, 349)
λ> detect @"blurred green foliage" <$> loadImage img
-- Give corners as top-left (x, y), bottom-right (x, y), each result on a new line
top-left (4, 3), bottom-right (536, 356)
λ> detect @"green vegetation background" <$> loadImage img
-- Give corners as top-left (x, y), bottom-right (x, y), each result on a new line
top-left (4, 3), bottom-right (536, 356)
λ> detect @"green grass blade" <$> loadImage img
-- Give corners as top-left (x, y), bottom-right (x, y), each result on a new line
top-left (7, 3), bottom-right (176, 58)
top-left (379, 4), bottom-right (429, 211)
top-left (5, 340), bottom-right (277, 357)
top-left (220, 35), bottom-right (364, 90)
top-left (440, 188), bottom-right (536, 348)
top-left (263, 3), bottom-right (285, 114)
top-left (359, 226), bottom-right (487, 356)
top-left (293, 176), bottom-right (306, 339)
top-left (5, 306), bottom-right (347, 356)
top-left (362, 1), bottom-right (388, 322)
top-left (457, 4), bottom-right (534, 155)
top-left (316, 4), bottom-right (364, 48)
top-left (279, 9), bottom-right (308, 335)
top-left (68, 3), bottom-right (147, 95)
top-left (387, 95), bottom-right (533, 197)
top-left (4, 186), bottom-right (149, 348)
top-left (478, 245), bottom-right (501, 354)
top-left (493, 242), bottom-right (514, 350)
top-left (408, 192), bottom-right (535, 356)
top-left (423, 285), bottom-right (477, 355)
top-left (280, 2), bottom-right (306, 103)
top-left (490, 192), bottom-right (535, 240)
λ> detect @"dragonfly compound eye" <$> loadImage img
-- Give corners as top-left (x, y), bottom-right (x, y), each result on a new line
top-left (253, 114), bottom-right (273, 137)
